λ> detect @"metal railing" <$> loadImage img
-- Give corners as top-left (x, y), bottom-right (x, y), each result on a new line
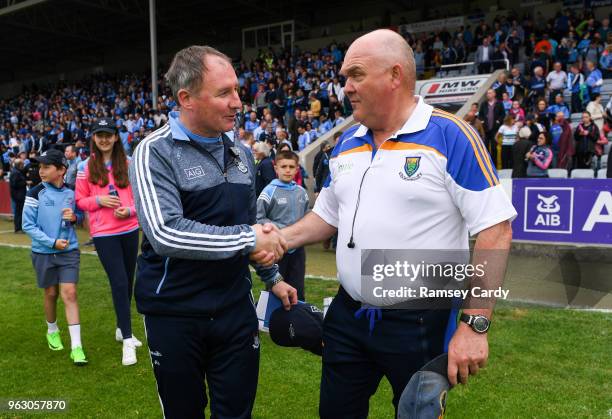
top-left (436, 59), bottom-right (510, 77)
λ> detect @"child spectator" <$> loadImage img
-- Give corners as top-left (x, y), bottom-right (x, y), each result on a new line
top-left (256, 150), bottom-right (309, 300)
top-left (76, 118), bottom-right (141, 366)
top-left (501, 92), bottom-right (512, 113)
top-left (509, 100), bottom-right (525, 123)
top-left (22, 149), bottom-right (88, 365)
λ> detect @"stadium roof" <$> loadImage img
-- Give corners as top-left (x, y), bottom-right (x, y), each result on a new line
top-left (0, 0), bottom-right (450, 83)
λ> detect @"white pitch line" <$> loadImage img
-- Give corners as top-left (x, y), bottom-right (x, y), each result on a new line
top-left (505, 297), bottom-right (612, 313)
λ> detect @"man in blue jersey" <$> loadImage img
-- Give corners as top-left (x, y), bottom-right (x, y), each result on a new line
top-left (282, 29), bottom-right (516, 418)
top-left (129, 45), bottom-right (297, 419)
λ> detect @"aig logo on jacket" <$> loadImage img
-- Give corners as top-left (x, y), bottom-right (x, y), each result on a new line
top-left (184, 166), bottom-right (205, 180)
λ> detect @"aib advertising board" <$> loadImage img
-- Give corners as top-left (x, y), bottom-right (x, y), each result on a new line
top-left (512, 179), bottom-right (612, 245)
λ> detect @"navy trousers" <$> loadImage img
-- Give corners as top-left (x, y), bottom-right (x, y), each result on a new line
top-left (143, 294), bottom-right (260, 419)
top-left (320, 287), bottom-right (450, 419)
top-left (277, 247), bottom-right (306, 301)
top-left (93, 229), bottom-right (139, 339)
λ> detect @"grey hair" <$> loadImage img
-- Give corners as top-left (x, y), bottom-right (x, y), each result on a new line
top-left (253, 141), bottom-right (270, 157)
top-left (165, 45), bottom-right (232, 98)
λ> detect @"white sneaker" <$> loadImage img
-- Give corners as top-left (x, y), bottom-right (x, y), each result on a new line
top-left (115, 328), bottom-right (142, 347)
top-left (122, 340), bottom-right (137, 366)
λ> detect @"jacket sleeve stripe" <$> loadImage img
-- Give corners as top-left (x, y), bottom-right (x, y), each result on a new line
top-left (133, 126), bottom-right (255, 251)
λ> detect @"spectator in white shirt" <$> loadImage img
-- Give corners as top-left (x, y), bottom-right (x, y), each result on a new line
top-left (546, 62), bottom-right (567, 104)
top-left (586, 93), bottom-right (605, 131)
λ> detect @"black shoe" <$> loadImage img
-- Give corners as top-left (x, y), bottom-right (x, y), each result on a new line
top-left (83, 240), bottom-right (95, 247)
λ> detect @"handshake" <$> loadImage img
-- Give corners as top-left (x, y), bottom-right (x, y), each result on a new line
top-left (250, 223), bottom-right (288, 267)
top-left (250, 223), bottom-right (298, 310)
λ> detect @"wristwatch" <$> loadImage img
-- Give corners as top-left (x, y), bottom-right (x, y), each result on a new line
top-left (265, 275), bottom-right (285, 291)
top-left (460, 314), bottom-right (490, 334)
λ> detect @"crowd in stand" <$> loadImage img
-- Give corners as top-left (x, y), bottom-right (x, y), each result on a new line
top-left (402, 9), bottom-right (612, 78)
top-left (4, 8), bottom-right (612, 202)
top-left (407, 8), bottom-right (612, 178)
top-left (233, 43), bottom-right (352, 149)
top-left (1, 42), bottom-right (354, 194)
top-left (466, 72), bottom-right (612, 178)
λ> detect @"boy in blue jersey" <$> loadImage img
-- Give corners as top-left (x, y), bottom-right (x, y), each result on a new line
top-left (257, 150), bottom-right (310, 300)
top-left (22, 149), bottom-right (87, 365)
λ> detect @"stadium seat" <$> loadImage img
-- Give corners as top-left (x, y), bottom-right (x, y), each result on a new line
top-left (570, 113), bottom-right (582, 124)
top-left (597, 168), bottom-right (608, 178)
top-left (570, 169), bottom-right (595, 178)
top-left (548, 168), bottom-right (568, 178)
top-left (601, 154), bottom-right (608, 168)
top-left (498, 169), bottom-right (512, 179)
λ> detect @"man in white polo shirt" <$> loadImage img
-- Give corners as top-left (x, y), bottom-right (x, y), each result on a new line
top-left (282, 29), bottom-right (516, 418)
top-left (546, 62), bottom-right (568, 104)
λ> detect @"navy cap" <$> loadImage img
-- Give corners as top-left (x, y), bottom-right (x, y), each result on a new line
top-left (269, 303), bottom-right (323, 356)
top-left (38, 149), bottom-right (68, 168)
top-left (398, 353), bottom-right (451, 419)
top-left (91, 117), bottom-right (117, 135)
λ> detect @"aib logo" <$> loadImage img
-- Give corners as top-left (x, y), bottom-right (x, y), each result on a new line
top-left (524, 187), bottom-right (574, 234)
top-left (535, 194), bottom-right (561, 226)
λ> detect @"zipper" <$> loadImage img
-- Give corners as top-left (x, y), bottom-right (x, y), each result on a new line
top-left (155, 257), bottom-right (170, 294)
top-left (246, 277), bottom-right (258, 315)
top-left (292, 190), bottom-right (297, 225)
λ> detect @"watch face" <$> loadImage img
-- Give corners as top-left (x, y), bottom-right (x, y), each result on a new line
top-left (473, 316), bottom-right (489, 333)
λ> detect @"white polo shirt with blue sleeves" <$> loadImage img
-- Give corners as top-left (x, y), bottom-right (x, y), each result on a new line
top-left (313, 96), bottom-right (517, 304)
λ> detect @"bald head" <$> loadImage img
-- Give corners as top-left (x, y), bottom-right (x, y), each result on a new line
top-left (345, 29), bottom-right (415, 91)
top-left (340, 29), bottom-right (418, 131)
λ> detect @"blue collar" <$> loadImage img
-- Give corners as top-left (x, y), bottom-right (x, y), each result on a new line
top-left (270, 179), bottom-right (297, 190)
top-left (42, 181), bottom-right (66, 191)
top-left (168, 111), bottom-right (221, 143)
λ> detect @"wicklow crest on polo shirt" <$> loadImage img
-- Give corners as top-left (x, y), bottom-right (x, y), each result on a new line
top-left (399, 156), bottom-right (422, 181)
